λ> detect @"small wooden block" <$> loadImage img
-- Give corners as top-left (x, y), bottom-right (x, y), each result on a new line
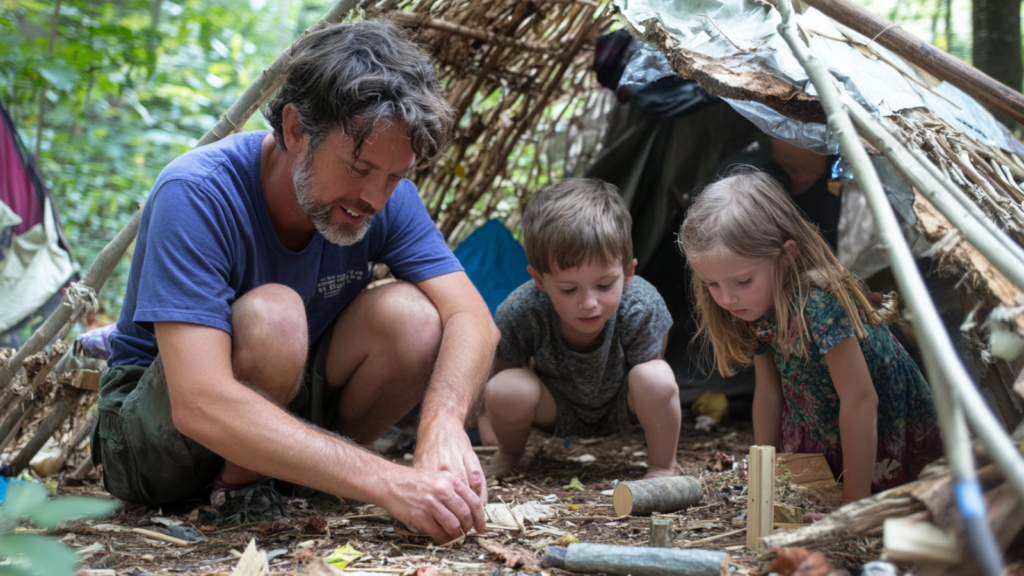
top-left (882, 518), bottom-right (960, 565)
top-left (746, 445), bottom-right (775, 552)
top-left (776, 453), bottom-right (834, 486)
top-left (649, 517), bottom-right (672, 548)
top-left (773, 503), bottom-right (803, 524)
top-left (74, 370), bottom-right (101, 391)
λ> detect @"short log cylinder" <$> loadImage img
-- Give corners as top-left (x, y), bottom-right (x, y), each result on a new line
top-left (542, 543), bottom-right (729, 576)
top-left (613, 476), bottom-right (704, 516)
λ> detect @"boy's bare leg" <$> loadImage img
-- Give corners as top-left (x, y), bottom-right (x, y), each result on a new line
top-left (222, 284), bottom-right (309, 485)
top-left (476, 412), bottom-right (498, 447)
top-left (626, 359), bottom-right (681, 479)
top-left (481, 368), bottom-right (556, 477)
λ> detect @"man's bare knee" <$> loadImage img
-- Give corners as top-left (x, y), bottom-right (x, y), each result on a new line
top-left (231, 284), bottom-right (308, 398)
top-left (368, 281), bottom-right (442, 371)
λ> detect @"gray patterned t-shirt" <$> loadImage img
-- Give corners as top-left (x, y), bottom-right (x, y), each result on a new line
top-left (494, 276), bottom-right (673, 437)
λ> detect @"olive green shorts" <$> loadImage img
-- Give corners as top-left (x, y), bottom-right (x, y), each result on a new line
top-left (91, 323), bottom-right (339, 506)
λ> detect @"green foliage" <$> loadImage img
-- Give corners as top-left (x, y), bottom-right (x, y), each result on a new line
top-left (563, 477), bottom-right (585, 490)
top-left (0, 0), bottom-right (299, 321)
top-left (0, 481), bottom-right (119, 576)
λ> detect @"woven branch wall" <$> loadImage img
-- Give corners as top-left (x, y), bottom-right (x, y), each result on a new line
top-left (365, 0), bottom-right (614, 243)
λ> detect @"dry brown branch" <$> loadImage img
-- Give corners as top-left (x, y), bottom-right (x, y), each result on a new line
top-left (390, 11), bottom-right (554, 52)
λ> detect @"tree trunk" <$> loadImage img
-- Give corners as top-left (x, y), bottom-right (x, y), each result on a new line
top-left (973, 0), bottom-right (1022, 127)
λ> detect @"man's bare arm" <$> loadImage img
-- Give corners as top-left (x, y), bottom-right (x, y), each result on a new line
top-left (412, 271), bottom-right (501, 516)
top-left (155, 321), bottom-right (484, 542)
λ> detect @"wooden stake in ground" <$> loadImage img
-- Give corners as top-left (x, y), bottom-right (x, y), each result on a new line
top-left (746, 445), bottom-right (775, 552)
top-left (542, 543), bottom-right (729, 576)
top-left (649, 517), bottom-right (673, 548)
top-left (612, 476), bottom-right (703, 516)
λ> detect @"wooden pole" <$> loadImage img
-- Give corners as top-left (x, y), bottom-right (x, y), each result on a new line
top-left (798, 0), bottom-right (1024, 126)
top-left (543, 544), bottom-right (729, 576)
top-left (612, 476), bottom-right (704, 516)
top-left (775, 1), bottom-right (1017, 569)
top-left (746, 446), bottom-right (775, 552)
top-left (0, 402), bottom-right (32, 454)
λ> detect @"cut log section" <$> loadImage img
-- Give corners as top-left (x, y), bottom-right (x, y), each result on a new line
top-left (542, 543), bottom-right (729, 576)
top-left (612, 476), bottom-right (704, 516)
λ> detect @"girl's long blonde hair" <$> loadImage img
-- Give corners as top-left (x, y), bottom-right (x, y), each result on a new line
top-left (678, 168), bottom-right (881, 377)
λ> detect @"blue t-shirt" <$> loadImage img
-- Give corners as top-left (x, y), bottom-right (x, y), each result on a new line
top-left (109, 131), bottom-right (462, 367)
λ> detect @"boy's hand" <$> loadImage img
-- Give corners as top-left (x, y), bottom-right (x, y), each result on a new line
top-left (413, 421), bottom-right (488, 530)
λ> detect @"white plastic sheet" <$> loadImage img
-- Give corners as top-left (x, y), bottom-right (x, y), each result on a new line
top-left (615, 0), bottom-right (1024, 155)
top-left (0, 198), bottom-right (76, 332)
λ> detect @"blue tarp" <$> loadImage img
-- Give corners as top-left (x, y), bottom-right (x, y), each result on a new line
top-left (453, 219), bottom-right (531, 316)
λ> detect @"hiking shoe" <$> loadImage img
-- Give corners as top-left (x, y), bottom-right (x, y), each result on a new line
top-left (209, 477), bottom-right (288, 525)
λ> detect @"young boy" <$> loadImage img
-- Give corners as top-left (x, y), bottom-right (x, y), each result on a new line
top-left (479, 178), bottom-right (681, 479)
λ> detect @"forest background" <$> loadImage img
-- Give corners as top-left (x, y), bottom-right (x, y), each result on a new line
top-left (0, 0), bottom-right (1021, 324)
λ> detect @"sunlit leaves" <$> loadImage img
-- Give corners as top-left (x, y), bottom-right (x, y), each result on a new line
top-left (0, 0), bottom-right (290, 319)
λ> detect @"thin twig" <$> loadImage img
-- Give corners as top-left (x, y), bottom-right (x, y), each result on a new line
top-left (682, 528), bottom-right (746, 548)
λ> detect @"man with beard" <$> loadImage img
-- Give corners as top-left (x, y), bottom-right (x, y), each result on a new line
top-left (92, 21), bottom-right (500, 543)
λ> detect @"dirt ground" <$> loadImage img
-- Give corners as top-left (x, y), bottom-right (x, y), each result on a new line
top-left (46, 409), bottom-right (883, 576)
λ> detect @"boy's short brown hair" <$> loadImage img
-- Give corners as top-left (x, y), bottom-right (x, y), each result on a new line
top-left (521, 178), bottom-right (633, 274)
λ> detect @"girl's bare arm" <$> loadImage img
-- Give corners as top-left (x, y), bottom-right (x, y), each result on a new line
top-left (826, 337), bottom-right (879, 504)
top-left (752, 353), bottom-right (784, 448)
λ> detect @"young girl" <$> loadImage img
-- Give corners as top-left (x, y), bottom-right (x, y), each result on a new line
top-left (678, 169), bottom-right (942, 504)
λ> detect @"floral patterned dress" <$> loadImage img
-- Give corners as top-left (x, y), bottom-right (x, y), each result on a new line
top-left (748, 287), bottom-right (942, 491)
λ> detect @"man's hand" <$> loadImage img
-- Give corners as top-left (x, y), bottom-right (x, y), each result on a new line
top-left (382, 462), bottom-right (485, 543)
top-left (413, 421), bottom-right (488, 527)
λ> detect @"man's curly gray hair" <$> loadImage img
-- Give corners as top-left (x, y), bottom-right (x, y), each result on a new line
top-left (262, 19), bottom-right (455, 163)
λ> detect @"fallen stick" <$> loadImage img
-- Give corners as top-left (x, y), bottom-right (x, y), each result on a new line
top-left (130, 527), bottom-right (190, 547)
top-left (543, 543), bottom-right (729, 576)
top-left (613, 476), bottom-right (703, 516)
top-left (682, 528), bottom-right (747, 549)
